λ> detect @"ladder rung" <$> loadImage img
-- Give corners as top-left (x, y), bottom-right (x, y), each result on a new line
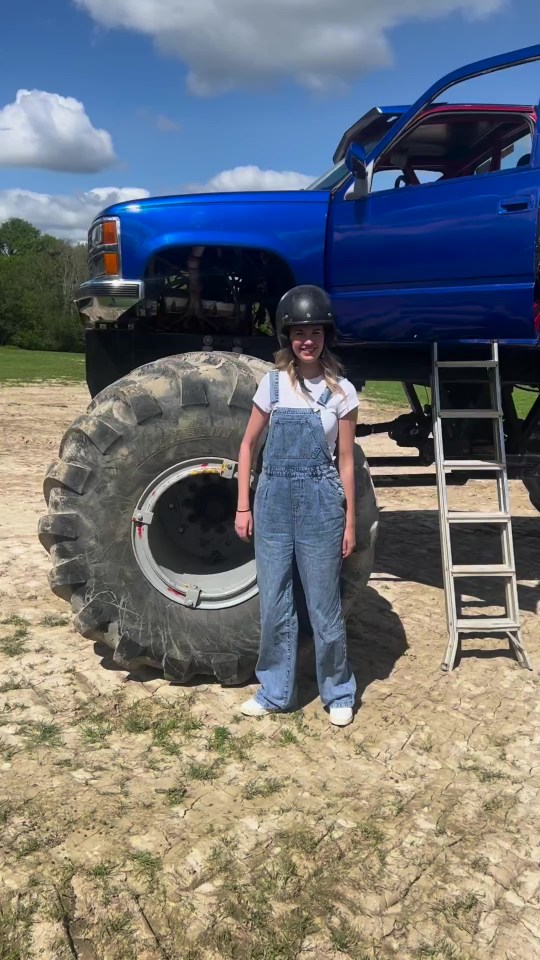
top-left (456, 617), bottom-right (520, 631)
top-left (436, 360), bottom-right (498, 369)
top-left (451, 564), bottom-right (515, 577)
top-left (443, 460), bottom-right (504, 470)
top-left (447, 511), bottom-right (510, 522)
top-left (438, 409), bottom-right (502, 419)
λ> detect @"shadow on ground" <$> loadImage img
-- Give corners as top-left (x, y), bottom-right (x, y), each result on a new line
top-left (373, 509), bottom-right (540, 614)
top-left (296, 586), bottom-right (408, 710)
top-left (93, 508), bottom-right (538, 700)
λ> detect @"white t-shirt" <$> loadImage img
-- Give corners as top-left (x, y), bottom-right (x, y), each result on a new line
top-left (253, 371), bottom-right (358, 456)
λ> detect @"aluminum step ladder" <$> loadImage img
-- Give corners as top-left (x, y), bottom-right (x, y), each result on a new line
top-left (431, 341), bottom-right (532, 672)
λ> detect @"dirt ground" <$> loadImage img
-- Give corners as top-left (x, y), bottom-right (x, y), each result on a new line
top-left (1, 382), bottom-right (539, 960)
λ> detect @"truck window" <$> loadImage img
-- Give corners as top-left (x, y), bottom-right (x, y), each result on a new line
top-left (370, 110), bottom-right (534, 193)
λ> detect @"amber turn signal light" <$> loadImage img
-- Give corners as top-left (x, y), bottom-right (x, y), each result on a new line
top-left (102, 220), bottom-right (118, 245)
top-left (103, 253), bottom-right (119, 275)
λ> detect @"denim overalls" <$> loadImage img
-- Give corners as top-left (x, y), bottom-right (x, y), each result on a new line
top-left (253, 371), bottom-right (356, 711)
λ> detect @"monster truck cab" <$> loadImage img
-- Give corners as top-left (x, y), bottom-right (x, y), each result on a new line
top-left (77, 42), bottom-right (540, 380)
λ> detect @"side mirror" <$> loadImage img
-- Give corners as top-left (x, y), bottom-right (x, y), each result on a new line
top-left (345, 143), bottom-right (368, 180)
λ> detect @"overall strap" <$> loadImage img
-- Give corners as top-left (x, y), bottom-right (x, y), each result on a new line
top-left (317, 376), bottom-right (344, 409)
top-left (317, 386), bottom-right (332, 409)
top-left (269, 369), bottom-right (280, 408)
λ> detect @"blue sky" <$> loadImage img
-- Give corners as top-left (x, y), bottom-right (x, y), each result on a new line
top-left (1, 0), bottom-right (540, 238)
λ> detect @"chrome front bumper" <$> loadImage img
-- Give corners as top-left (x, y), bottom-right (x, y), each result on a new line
top-left (75, 278), bottom-right (145, 327)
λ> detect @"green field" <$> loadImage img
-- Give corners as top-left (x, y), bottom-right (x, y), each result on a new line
top-left (0, 346), bottom-right (537, 418)
top-left (364, 378), bottom-right (537, 418)
top-left (0, 346), bottom-right (85, 383)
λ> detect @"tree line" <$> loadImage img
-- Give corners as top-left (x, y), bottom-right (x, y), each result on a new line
top-left (0, 218), bottom-right (89, 352)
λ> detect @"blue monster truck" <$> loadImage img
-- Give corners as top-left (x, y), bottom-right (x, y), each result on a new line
top-left (40, 45), bottom-right (540, 683)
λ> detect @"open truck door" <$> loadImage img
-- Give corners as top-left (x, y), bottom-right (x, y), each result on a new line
top-left (328, 44), bottom-right (540, 343)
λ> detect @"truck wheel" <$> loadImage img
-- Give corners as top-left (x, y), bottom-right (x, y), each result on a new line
top-left (39, 353), bottom-right (378, 685)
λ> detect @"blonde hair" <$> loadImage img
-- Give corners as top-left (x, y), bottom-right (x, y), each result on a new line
top-left (274, 343), bottom-right (345, 398)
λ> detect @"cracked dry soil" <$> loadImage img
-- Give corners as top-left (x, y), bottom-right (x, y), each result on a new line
top-left (0, 382), bottom-right (539, 960)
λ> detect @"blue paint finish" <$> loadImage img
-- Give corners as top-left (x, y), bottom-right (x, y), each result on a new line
top-left (328, 165), bottom-right (540, 341)
top-left (92, 44), bottom-right (540, 346)
top-left (108, 191), bottom-right (329, 288)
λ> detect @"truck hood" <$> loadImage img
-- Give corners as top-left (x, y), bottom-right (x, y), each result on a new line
top-left (102, 188), bottom-right (327, 217)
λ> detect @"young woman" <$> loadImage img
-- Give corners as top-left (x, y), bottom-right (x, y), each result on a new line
top-left (235, 285), bottom-right (358, 727)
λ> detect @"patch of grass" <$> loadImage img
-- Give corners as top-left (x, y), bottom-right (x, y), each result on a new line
top-left (166, 785), bottom-right (188, 805)
top-left (415, 941), bottom-right (467, 960)
top-left (249, 908), bottom-right (315, 960)
top-left (0, 895), bottom-right (36, 960)
top-left (356, 823), bottom-right (385, 847)
top-left (123, 707), bottom-right (153, 734)
top-left (25, 721), bottom-right (63, 748)
top-left (471, 855), bottom-right (489, 873)
top-left (81, 718), bottom-right (113, 745)
top-left (0, 346), bottom-right (85, 383)
top-left (243, 778), bottom-right (284, 800)
top-left (39, 614), bottom-right (70, 627)
top-left (0, 739), bottom-right (16, 761)
top-left (179, 712), bottom-right (203, 734)
top-left (459, 761), bottom-right (508, 783)
top-left (16, 835), bottom-right (45, 859)
top-left (259, 852), bottom-right (299, 900)
top-left (276, 828), bottom-right (319, 856)
top-left (187, 759), bottom-right (222, 782)
top-left (329, 917), bottom-right (367, 956)
top-left (142, 706), bottom-right (202, 754)
top-left (152, 717), bottom-right (181, 754)
top-left (209, 838), bottom-right (236, 873)
top-left (278, 728), bottom-right (298, 745)
top-left (353, 738), bottom-right (374, 758)
top-left (362, 381), bottom-right (538, 421)
top-left (444, 893), bottom-right (480, 920)
top-left (89, 861), bottom-right (116, 880)
top-left (0, 615), bottom-right (29, 627)
top-left (364, 381), bottom-right (410, 407)
top-left (0, 625), bottom-right (30, 657)
top-left (0, 801), bottom-right (13, 824)
top-left (351, 822), bottom-right (387, 866)
top-left (482, 795), bottom-right (505, 813)
top-left (129, 850), bottom-right (162, 886)
top-left (106, 912), bottom-right (133, 936)
top-left (418, 733), bottom-right (434, 753)
top-left (206, 725), bottom-right (256, 760)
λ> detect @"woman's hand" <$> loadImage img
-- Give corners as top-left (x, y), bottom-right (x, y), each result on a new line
top-left (235, 510), bottom-right (253, 542)
top-left (342, 524), bottom-right (356, 559)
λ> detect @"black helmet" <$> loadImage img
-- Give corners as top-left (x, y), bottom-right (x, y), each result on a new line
top-left (275, 285), bottom-right (335, 348)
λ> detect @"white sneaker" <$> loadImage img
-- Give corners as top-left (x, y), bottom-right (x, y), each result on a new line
top-left (240, 697), bottom-right (272, 717)
top-left (329, 706), bottom-right (353, 727)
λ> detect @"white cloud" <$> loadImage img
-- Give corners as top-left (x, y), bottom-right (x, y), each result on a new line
top-left (0, 169), bottom-right (312, 244)
top-left (185, 165), bottom-right (314, 193)
top-left (0, 187), bottom-right (150, 242)
top-left (0, 89), bottom-right (116, 173)
top-left (74, 0), bottom-right (504, 95)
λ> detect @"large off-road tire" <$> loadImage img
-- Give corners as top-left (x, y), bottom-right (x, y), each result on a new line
top-left (39, 353), bottom-right (378, 684)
